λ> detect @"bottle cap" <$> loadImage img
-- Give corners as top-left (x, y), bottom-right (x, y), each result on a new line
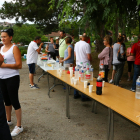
top-left (87, 63), bottom-right (89, 65)
top-left (101, 64), bottom-right (103, 65)
top-left (80, 62), bottom-right (83, 64)
top-left (99, 74), bottom-right (101, 76)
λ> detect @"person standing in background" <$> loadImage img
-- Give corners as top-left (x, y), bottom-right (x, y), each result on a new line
top-left (45, 37), bottom-right (56, 60)
top-left (59, 31), bottom-right (68, 61)
top-left (27, 36), bottom-right (43, 89)
top-left (98, 35), bottom-right (113, 82)
top-left (59, 37), bottom-right (74, 65)
top-left (126, 42), bottom-right (135, 81)
top-left (112, 36), bottom-right (124, 86)
top-left (130, 35), bottom-right (140, 92)
top-left (74, 34), bottom-right (92, 101)
top-left (55, 38), bottom-right (59, 59)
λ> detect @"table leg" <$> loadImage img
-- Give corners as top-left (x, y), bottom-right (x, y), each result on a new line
top-left (48, 77), bottom-right (56, 98)
top-left (66, 84), bottom-right (70, 119)
top-left (38, 71), bottom-right (46, 82)
top-left (107, 108), bottom-right (114, 140)
top-left (47, 73), bottom-right (50, 98)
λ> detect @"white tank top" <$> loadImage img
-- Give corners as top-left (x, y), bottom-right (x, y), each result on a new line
top-left (0, 45), bottom-right (19, 79)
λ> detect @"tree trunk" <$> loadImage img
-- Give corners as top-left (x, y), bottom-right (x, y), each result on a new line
top-left (113, 17), bottom-right (119, 43)
top-left (95, 24), bottom-right (105, 52)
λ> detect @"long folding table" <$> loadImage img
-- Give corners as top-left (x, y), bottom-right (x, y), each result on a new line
top-left (47, 70), bottom-right (140, 140)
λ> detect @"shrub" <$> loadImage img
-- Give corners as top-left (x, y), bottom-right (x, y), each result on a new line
top-left (21, 50), bottom-right (27, 56)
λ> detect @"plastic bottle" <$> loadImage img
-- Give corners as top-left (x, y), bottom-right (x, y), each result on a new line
top-left (48, 54), bottom-right (51, 60)
top-left (96, 74), bottom-right (102, 95)
top-left (79, 62), bottom-right (83, 80)
top-left (81, 70), bottom-right (85, 82)
top-left (85, 68), bottom-right (91, 82)
top-left (136, 76), bottom-right (140, 99)
top-left (55, 58), bottom-right (59, 68)
top-left (99, 64), bottom-right (105, 79)
top-left (90, 65), bottom-right (94, 81)
top-left (75, 66), bottom-right (79, 80)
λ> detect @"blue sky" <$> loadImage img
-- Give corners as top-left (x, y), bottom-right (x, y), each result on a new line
top-left (0, 0), bottom-right (32, 23)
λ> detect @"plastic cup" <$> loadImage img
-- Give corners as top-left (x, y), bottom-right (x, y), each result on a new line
top-left (71, 78), bottom-right (74, 84)
top-left (102, 81), bottom-right (105, 87)
top-left (59, 71), bottom-right (62, 77)
top-left (89, 85), bottom-right (93, 93)
top-left (52, 64), bottom-right (54, 69)
top-left (69, 67), bottom-right (73, 71)
top-left (57, 69), bottom-right (60, 74)
top-left (44, 62), bottom-right (46, 67)
top-left (84, 81), bottom-right (88, 88)
top-left (70, 70), bottom-right (73, 77)
top-left (74, 79), bottom-right (78, 85)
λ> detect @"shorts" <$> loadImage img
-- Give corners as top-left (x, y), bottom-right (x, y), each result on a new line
top-left (28, 63), bottom-right (35, 74)
top-left (113, 65), bottom-right (116, 70)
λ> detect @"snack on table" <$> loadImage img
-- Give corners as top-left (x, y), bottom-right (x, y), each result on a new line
top-left (47, 64), bottom-right (52, 67)
top-left (42, 54), bottom-right (47, 56)
top-left (41, 57), bottom-right (48, 60)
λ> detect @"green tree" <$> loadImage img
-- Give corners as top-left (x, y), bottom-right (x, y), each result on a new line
top-left (41, 35), bottom-right (48, 42)
top-left (50, 0), bottom-right (140, 51)
top-left (12, 24), bottom-right (43, 45)
top-left (0, 0), bottom-right (60, 34)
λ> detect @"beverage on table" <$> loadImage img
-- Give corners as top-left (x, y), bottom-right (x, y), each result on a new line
top-left (90, 65), bottom-right (94, 81)
top-left (136, 76), bottom-right (140, 99)
top-left (79, 62), bottom-right (84, 81)
top-left (75, 66), bottom-right (79, 80)
top-left (85, 63), bottom-right (91, 82)
top-left (96, 74), bottom-right (102, 95)
top-left (55, 58), bottom-right (59, 68)
top-left (99, 64), bottom-right (105, 78)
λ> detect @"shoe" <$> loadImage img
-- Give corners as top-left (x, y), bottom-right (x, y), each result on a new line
top-left (30, 85), bottom-right (39, 89)
top-left (29, 83), bottom-right (38, 87)
top-left (7, 121), bottom-right (13, 126)
top-left (11, 126), bottom-right (23, 137)
top-left (127, 78), bottom-right (130, 82)
top-left (109, 79), bottom-right (113, 84)
top-left (74, 94), bottom-right (81, 99)
top-left (130, 88), bottom-right (135, 92)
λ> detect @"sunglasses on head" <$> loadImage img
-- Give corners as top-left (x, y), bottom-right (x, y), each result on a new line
top-left (1, 29), bottom-right (8, 32)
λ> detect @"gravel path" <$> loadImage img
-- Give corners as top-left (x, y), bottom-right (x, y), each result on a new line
top-left (10, 61), bottom-right (140, 140)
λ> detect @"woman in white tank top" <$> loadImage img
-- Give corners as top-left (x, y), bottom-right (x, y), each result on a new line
top-left (0, 28), bottom-right (23, 136)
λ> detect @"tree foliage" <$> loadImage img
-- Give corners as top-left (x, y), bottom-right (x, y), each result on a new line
top-left (50, 0), bottom-right (140, 51)
top-left (0, 0), bottom-right (61, 34)
top-left (12, 24), bottom-right (43, 45)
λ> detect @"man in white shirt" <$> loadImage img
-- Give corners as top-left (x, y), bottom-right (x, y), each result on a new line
top-left (74, 35), bottom-right (92, 101)
top-left (27, 36), bottom-right (43, 89)
top-left (74, 35), bottom-right (92, 67)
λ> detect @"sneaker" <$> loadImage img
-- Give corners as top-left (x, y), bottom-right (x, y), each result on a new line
top-left (11, 126), bottom-right (23, 137)
top-left (30, 85), bottom-right (39, 89)
top-left (7, 121), bottom-right (13, 126)
top-left (29, 83), bottom-right (38, 87)
top-left (109, 79), bottom-right (113, 84)
top-left (130, 88), bottom-right (135, 92)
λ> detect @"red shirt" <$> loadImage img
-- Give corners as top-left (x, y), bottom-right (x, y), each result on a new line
top-left (131, 41), bottom-right (140, 65)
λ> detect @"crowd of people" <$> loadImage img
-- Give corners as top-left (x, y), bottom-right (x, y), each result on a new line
top-left (0, 28), bottom-right (140, 139)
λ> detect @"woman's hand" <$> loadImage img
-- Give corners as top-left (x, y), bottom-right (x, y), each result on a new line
top-left (59, 60), bottom-right (64, 63)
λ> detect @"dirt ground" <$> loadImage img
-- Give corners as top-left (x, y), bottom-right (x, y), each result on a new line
top-left (10, 61), bottom-right (140, 140)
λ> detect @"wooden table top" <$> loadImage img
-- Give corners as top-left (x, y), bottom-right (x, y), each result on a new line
top-left (47, 70), bottom-right (140, 126)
